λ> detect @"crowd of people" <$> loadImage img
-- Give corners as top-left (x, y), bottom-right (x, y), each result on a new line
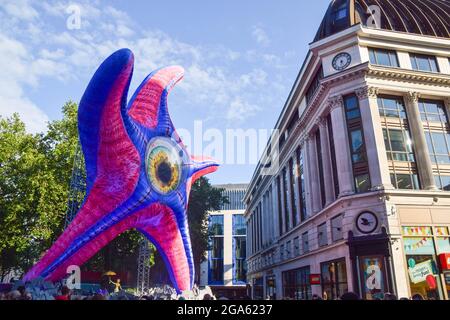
top-left (279, 291), bottom-right (427, 300)
top-left (0, 278), bottom-right (219, 301)
top-left (0, 278), bottom-right (430, 301)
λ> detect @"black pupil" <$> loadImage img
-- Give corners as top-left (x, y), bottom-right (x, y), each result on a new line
top-left (157, 161), bottom-right (172, 185)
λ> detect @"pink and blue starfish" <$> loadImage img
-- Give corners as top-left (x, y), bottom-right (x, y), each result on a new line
top-left (24, 49), bottom-right (219, 292)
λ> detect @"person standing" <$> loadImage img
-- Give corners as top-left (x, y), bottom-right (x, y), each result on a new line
top-left (110, 278), bottom-right (122, 293)
top-left (55, 286), bottom-right (71, 301)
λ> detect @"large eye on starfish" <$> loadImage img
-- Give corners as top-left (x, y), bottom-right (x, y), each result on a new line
top-left (146, 137), bottom-right (187, 194)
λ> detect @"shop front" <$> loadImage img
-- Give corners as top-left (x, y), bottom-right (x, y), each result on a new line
top-left (320, 259), bottom-right (348, 300)
top-left (252, 277), bottom-right (264, 300)
top-left (265, 272), bottom-right (277, 300)
top-left (282, 266), bottom-right (311, 300)
top-left (402, 226), bottom-right (450, 300)
top-left (348, 229), bottom-right (396, 300)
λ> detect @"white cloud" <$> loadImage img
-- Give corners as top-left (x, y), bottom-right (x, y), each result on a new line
top-left (252, 25), bottom-right (270, 46)
top-left (3, 0), bottom-right (39, 21)
top-left (226, 98), bottom-right (260, 122)
top-left (0, 0), bottom-right (292, 132)
top-left (0, 33), bottom-right (49, 133)
top-left (0, 93), bottom-right (49, 134)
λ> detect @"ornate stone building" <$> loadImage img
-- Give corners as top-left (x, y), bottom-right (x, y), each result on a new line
top-left (244, 0), bottom-right (450, 300)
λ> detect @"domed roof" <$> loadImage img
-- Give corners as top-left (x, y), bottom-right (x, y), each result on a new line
top-left (314, 0), bottom-right (450, 42)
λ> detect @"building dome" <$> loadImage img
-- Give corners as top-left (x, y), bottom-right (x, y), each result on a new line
top-left (314, 0), bottom-right (450, 42)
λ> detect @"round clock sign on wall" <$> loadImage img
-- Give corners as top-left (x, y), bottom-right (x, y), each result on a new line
top-left (332, 52), bottom-right (352, 71)
top-left (355, 211), bottom-right (378, 234)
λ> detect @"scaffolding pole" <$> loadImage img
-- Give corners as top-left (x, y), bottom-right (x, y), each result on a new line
top-left (64, 144), bottom-right (86, 228)
top-left (136, 239), bottom-right (151, 296)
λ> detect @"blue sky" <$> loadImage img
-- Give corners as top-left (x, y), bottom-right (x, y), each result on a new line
top-left (0, 0), bottom-right (330, 185)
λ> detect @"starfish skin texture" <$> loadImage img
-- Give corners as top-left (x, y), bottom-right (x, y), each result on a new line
top-left (23, 49), bottom-right (219, 293)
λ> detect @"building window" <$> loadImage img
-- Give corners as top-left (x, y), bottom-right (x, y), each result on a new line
top-left (379, 96), bottom-right (420, 190)
top-left (293, 236), bottom-right (300, 256)
top-left (233, 214), bottom-right (246, 235)
top-left (390, 173), bottom-right (419, 190)
top-left (321, 259), bottom-right (348, 300)
top-left (368, 48), bottom-right (399, 67)
top-left (252, 214), bottom-right (256, 254)
top-left (331, 215), bottom-right (343, 242)
top-left (420, 99), bottom-right (449, 124)
top-left (253, 277), bottom-right (264, 300)
top-left (424, 122), bottom-right (450, 164)
top-left (383, 129), bottom-right (415, 162)
top-left (280, 244), bottom-right (285, 261)
top-left (209, 215), bottom-right (224, 284)
top-left (277, 176), bottom-right (283, 235)
top-left (302, 232), bottom-right (309, 254)
top-left (420, 100), bottom-right (450, 190)
top-left (289, 158), bottom-right (298, 226)
top-left (332, 2), bottom-right (347, 21)
top-left (318, 223), bottom-right (328, 247)
top-left (282, 167), bottom-right (290, 231)
top-left (349, 129), bottom-right (366, 163)
top-left (297, 147), bottom-right (308, 222)
top-left (344, 94), bottom-right (371, 193)
top-left (316, 130), bottom-right (326, 207)
top-left (378, 96), bottom-right (407, 119)
top-left (306, 66), bottom-right (324, 105)
top-left (210, 215), bottom-right (224, 235)
top-left (435, 175), bottom-right (450, 191)
top-left (410, 53), bottom-right (439, 73)
top-left (258, 203), bottom-right (262, 250)
top-left (220, 188), bottom-right (246, 210)
top-left (327, 114), bottom-right (339, 197)
top-left (282, 267), bottom-right (312, 300)
top-left (233, 214), bottom-right (246, 285)
top-left (286, 241), bottom-right (292, 259)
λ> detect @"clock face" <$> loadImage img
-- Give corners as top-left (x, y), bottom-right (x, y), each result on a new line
top-left (356, 212), bottom-right (378, 234)
top-left (332, 52), bottom-right (351, 71)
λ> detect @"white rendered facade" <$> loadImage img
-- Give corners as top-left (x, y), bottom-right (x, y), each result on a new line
top-left (199, 184), bottom-right (248, 298)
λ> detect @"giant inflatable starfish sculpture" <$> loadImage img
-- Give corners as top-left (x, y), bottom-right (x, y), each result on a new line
top-left (24, 49), bottom-right (219, 292)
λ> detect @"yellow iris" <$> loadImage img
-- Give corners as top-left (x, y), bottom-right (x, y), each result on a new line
top-left (148, 146), bottom-right (180, 194)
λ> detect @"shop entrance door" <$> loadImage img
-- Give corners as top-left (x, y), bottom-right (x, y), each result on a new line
top-left (348, 229), bottom-right (395, 299)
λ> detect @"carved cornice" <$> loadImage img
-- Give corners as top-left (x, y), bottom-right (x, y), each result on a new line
top-left (355, 86), bottom-right (379, 100)
top-left (367, 67), bottom-right (450, 87)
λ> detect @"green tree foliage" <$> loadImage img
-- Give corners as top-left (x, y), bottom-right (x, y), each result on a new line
top-left (0, 103), bottom-right (139, 281)
top-left (0, 112), bottom-right (67, 280)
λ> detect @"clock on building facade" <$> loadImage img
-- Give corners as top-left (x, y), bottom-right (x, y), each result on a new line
top-left (332, 52), bottom-right (352, 71)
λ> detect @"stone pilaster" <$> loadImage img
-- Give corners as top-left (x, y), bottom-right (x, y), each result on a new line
top-left (307, 132), bottom-right (322, 214)
top-left (356, 86), bottom-right (394, 190)
top-left (299, 137), bottom-right (313, 219)
top-left (328, 95), bottom-right (354, 196)
top-left (317, 117), bottom-right (335, 204)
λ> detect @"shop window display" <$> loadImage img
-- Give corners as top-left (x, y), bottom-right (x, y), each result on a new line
top-left (320, 259), bottom-right (348, 300)
top-left (282, 267), bottom-right (311, 300)
top-left (402, 226), bottom-right (448, 300)
top-left (359, 256), bottom-right (387, 300)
